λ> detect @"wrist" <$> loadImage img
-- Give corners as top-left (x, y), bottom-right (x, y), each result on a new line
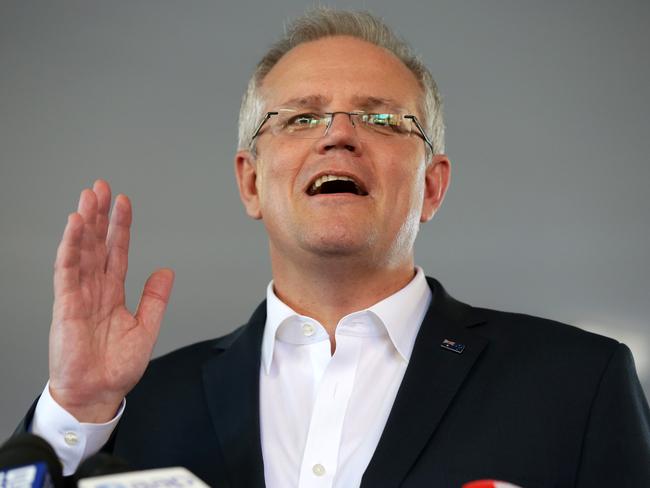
top-left (48, 384), bottom-right (123, 423)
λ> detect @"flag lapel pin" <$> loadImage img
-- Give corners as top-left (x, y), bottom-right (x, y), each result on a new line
top-left (440, 338), bottom-right (465, 354)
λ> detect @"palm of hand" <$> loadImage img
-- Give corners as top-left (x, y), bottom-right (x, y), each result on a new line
top-left (48, 180), bottom-right (174, 422)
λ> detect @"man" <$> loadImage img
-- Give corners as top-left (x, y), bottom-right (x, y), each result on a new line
top-left (18, 8), bottom-right (650, 488)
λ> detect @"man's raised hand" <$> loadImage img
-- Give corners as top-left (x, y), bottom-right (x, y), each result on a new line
top-left (48, 180), bottom-right (174, 423)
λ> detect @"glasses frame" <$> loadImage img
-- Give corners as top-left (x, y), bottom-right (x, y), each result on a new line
top-left (250, 110), bottom-right (434, 154)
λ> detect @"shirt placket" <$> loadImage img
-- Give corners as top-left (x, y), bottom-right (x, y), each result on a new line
top-left (297, 332), bottom-right (363, 488)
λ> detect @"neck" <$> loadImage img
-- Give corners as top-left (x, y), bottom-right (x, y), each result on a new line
top-left (270, 251), bottom-right (416, 339)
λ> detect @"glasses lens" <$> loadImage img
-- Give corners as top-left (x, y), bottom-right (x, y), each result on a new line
top-left (273, 111), bottom-right (327, 138)
top-left (358, 114), bottom-right (411, 136)
top-left (269, 110), bottom-right (415, 140)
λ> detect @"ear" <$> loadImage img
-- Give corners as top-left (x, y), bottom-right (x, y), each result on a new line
top-left (234, 150), bottom-right (263, 220)
top-left (420, 154), bottom-right (451, 222)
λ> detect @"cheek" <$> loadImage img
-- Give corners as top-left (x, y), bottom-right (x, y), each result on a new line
top-left (255, 155), bottom-right (302, 212)
top-left (261, 143), bottom-right (309, 192)
top-left (387, 161), bottom-right (425, 202)
top-left (254, 162), bottom-right (265, 200)
top-left (390, 167), bottom-right (428, 227)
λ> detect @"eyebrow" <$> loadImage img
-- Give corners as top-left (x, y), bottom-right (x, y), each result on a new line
top-left (278, 95), bottom-right (331, 109)
top-left (350, 95), bottom-right (405, 113)
top-left (276, 94), bottom-right (408, 113)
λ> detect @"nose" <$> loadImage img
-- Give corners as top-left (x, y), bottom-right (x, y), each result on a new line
top-left (316, 112), bottom-right (362, 154)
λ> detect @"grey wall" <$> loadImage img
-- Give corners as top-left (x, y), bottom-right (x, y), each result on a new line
top-left (1, 0), bottom-right (648, 437)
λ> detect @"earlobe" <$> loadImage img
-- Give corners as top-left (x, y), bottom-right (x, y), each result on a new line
top-left (234, 151), bottom-right (263, 220)
top-left (420, 155), bottom-right (451, 223)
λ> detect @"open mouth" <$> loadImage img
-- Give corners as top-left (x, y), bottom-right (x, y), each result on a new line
top-left (307, 174), bottom-right (368, 196)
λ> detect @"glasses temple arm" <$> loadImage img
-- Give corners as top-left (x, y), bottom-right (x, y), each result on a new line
top-left (405, 115), bottom-right (435, 154)
top-left (250, 112), bottom-right (279, 143)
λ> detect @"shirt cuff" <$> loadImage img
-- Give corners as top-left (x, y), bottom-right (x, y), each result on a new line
top-left (31, 381), bottom-right (125, 476)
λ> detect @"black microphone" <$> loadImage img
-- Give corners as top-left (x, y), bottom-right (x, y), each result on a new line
top-left (73, 452), bottom-right (130, 481)
top-left (0, 433), bottom-right (64, 487)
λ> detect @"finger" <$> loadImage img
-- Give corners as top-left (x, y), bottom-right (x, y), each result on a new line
top-left (53, 213), bottom-right (84, 297)
top-left (77, 189), bottom-right (99, 280)
top-left (93, 179), bottom-right (112, 244)
top-left (105, 194), bottom-right (132, 282)
top-left (135, 268), bottom-right (175, 337)
top-left (93, 180), bottom-right (112, 274)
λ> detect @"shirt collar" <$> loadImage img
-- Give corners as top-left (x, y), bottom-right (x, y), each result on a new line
top-left (261, 267), bottom-right (432, 375)
top-left (366, 266), bottom-right (431, 362)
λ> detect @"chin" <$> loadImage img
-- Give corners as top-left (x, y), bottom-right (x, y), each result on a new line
top-left (301, 228), bottom-right (377, 258)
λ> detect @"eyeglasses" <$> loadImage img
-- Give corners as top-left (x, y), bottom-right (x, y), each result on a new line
top-left (251, 109), bottom-right (434, 154)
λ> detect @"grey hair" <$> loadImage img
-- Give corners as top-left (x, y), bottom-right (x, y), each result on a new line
top-left (237, 7), bottom-right (445, 156)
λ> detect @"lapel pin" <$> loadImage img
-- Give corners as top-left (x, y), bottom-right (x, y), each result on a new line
top-left (441, 338), bottom-right (465, 354)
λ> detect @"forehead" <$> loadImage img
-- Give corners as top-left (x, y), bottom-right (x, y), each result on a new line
top-left (260, 36), bottom-right (423, 114)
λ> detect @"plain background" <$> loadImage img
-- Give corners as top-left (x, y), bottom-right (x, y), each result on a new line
top-left (1, 0), bottom-right (648, 438)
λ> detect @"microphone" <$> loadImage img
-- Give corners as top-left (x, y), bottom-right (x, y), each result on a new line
top-left (77, 466), bottom-right (210, 488)
top-left (73, 452), bottom-right (130, 483)
top-left (463, 480), bottom-right (523, 488)
top-left (0, 433), bottom-right (63, 488)
top-left (75, 453), bottom-right (208, 488)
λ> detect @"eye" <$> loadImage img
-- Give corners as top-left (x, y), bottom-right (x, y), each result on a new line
top-left (362, 113), bottom-right (408, 134)
top-left (286, 113), bottom-right (322, 128)
top-left (367, 113), bottom-right (394, 127)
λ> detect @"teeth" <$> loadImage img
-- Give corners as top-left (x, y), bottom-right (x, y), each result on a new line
top-left (311, 174), bottom-right (357, 193)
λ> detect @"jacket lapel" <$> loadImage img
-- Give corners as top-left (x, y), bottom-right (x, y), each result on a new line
top-left (202, 301), bottom-right (267, 488)
top-left (362, 277), bottom-right (489, 487)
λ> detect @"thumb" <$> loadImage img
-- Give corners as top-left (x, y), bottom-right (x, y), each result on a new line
top-left (135, 268), bottom-right (175, 336)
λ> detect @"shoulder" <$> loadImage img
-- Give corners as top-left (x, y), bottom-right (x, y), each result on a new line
top-left (146, 324), bottom-right (248, 375)
top-left (129, 323), bottom-right (249, 398)
top-left (426, 275), bottom-right (620, 359)
top-left (129, 301), bottom-right (267, 398)
top-left (426, 276), bottom-right (623, 379)
top-left (466, 306), bottom-right (628, 392)
top-left (475, 307), bottom-right (618, 353)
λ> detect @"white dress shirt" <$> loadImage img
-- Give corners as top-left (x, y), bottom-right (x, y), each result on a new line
top-left (260, 267), bottom-right (431, 488)
top-left (32, 267), bottom-right (431, 487)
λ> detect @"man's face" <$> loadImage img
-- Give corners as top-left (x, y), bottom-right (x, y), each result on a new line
top-left (236, 36), bottom-right (449, 270)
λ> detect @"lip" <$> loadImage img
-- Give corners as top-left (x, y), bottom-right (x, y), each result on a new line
top-left (304, 170), bottom-right (369, 196)
top-left (308, 192), bottom-right (366, 199)
top-left (303, 191), bottom-right (369, 207)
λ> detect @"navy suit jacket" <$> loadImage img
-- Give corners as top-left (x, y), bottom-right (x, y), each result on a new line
top-left (19, 277), bottom-right (650, 487)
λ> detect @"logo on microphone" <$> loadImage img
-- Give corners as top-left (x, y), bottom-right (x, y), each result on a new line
top-left (0, 462), bottom-right (52, 488)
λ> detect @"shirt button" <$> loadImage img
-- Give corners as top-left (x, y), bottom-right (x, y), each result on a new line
top-left (63, 431), bottom-right (79, 446)
top-left (302, 323), bottom-right (315, 337)
top-left (312, 464), bottom-right (326, 476)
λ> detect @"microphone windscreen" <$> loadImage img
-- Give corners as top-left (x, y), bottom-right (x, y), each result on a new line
top-left (0, 433), bottom-right (63, 487)
top-left (74, 452), bottom-right (130, 480)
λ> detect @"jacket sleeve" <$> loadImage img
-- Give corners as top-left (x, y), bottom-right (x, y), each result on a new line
top-left (12, 396), bottom-right (38, 437)
top-left (576, 343), bottom-right (650, 486)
